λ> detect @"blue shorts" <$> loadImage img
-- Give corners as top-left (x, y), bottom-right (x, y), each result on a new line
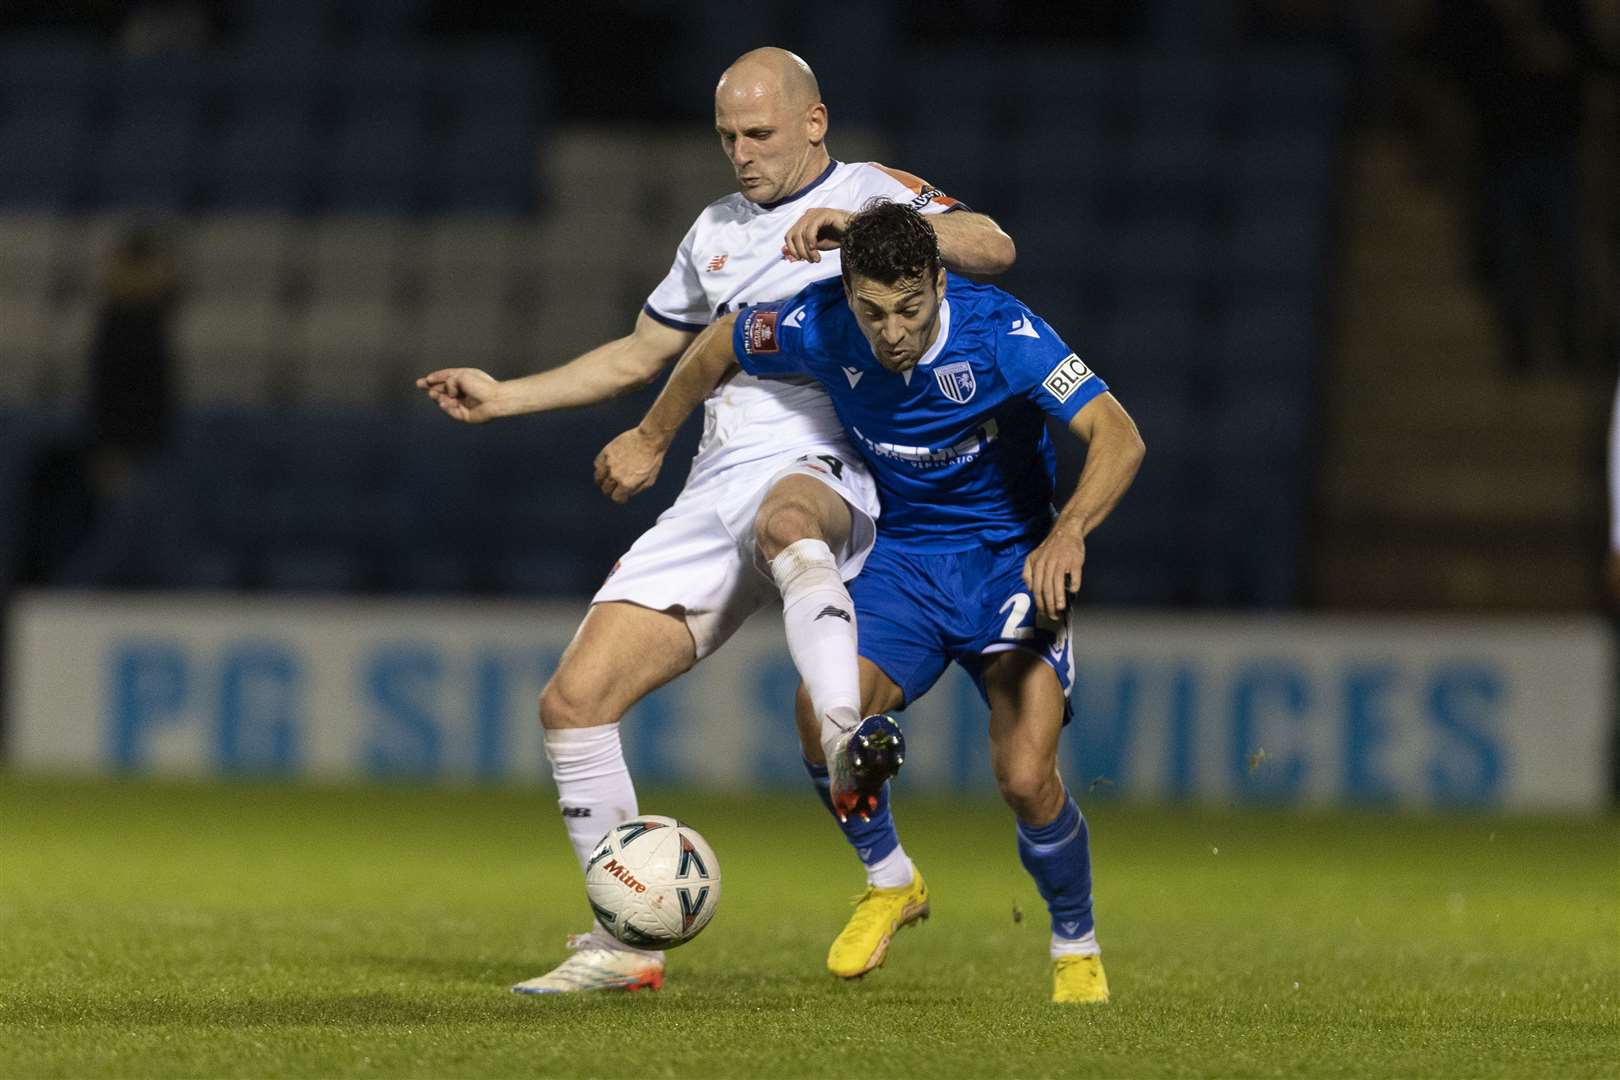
top-left (850, 538), bottom-right (1075, 715)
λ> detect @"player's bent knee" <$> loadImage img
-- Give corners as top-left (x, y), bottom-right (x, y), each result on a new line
top-left (539, 677), bottom-right (609, 731)
top-left (995, 763), bottom-right (1061, 819)
top-left (754, 499), bottom-right (826, 562)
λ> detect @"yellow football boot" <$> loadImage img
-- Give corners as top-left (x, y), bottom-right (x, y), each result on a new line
top-left (826, 868), bottom-right (929, 978)
top-left (1052, 954), bottom-right (1110, 1004)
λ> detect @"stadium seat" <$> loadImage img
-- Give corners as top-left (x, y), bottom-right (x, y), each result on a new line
top-left (428, 114), bottom-right (538, 214)
top-left (222, 42), bottom-right (332, 123)
top-left (208, 112), bottom-right (318, 212)
top-left (323, 112), bottom-right (426, 213)
top-left (434, 39), bottom-right (543, 124)
top-left (1226, 197), bottom-right (1328, 286)
top-left (336, 43), bottom-right (431, 116)
top-left (0, 107), bottom-right (92, 210)
top-left (1011, 47), bottom-right (1119, 126)
top-left (1223, 130), bottom-right (1337, 198)
top-left (174, 296), bottom-right (284, 405)
top-left (0, 214), bottom-right (65, 299)
top-left (1102, 290), bottom-right (1201, 394)
top-left (305, 216), bottom-right (411, 302)
top-left (1126, 56), bottom-right (1226, 131)
top-left (109, 52), bottom-right (213, 114)
top-left (1214, 297), bottom-right (1319, 387)
top-left (0, 33), bottom-right (103, 107)
top-left (0, 299), bottom-right (55, 403)
top-left (294, 299), bottom-right (400, 403)
top-left (95, 106), bottom-right (204, 211)
top-left (409, 297), bottom-right (508, 373)
top-left (336, 0), bottom-right (431, 40)
top-left (1112, 215), bottom-right (1220, 287)
top-left (1236, 49), bottom-right (1348, 130)
top-left (231, 0), bottom-right (332, 45)
top-left (187, 214), bottom-right (298, 301)
top-left (420, 216), bottom-right (520, 302)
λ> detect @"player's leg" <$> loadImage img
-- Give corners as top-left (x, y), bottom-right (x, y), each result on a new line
top-left (513, 601), bottom-right (695, 996)
top-left (539, 600), bottom-right (697, 871)
top-left (980, 650), bottom-right (1108, 1004)
top-left (814, 657), bottom-right (930, 978)
top-left (756, 472), bottom-right (863, 761)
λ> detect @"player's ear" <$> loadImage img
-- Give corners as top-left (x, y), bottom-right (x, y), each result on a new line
top-left (805, 102), bottom-right (827, 146)
top-left (933, 264), bottom-right (946, 296)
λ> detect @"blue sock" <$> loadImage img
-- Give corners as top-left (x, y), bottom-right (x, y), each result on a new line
top-left (1016, 793), bottom-right (1095, 940)
top-left (803, 758), bottom-right (899, 866)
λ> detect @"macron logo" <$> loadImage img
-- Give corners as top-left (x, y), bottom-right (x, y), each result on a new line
top-left (1061, 921), bottom-right (1081, 936)
top-left (843, 366), bottom-right (864, 388)
top-left (1008, 315), bottom-right (1040, 339)
top-left (783, 306), bottom-right (806, 328)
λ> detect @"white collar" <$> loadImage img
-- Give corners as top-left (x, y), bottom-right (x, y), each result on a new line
top-left (916, 298), bottom-right (951, 367)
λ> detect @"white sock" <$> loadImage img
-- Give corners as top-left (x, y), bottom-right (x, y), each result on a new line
top-left (770, 538), bottom-right (861, 761)
top-left (543, 723), bottom-right (639, 872)
top-left (865, 844), bottom-right (915, 889)
top-left (1050, 928), bottom-right (1101, 958)
top-left (544, 724), bottom-right (663, 959)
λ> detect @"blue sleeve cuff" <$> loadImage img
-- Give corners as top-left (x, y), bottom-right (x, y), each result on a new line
top-left (642, 304), bottom-right (707, 333)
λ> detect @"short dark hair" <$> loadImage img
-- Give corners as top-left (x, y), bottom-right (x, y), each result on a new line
top-left (840, 198), bottom-right (941, 289)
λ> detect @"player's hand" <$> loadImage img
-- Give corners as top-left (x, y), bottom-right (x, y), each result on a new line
top-left (595, 428), bottom-right (665, 503)
top-left (1023, 527), bottom-right (1086, 623)
top-left (416, 368), bottom-right (505, 424)
top-left (781, 207), bottom-right (852, 263)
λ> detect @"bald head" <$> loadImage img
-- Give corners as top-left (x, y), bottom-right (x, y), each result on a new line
top-left (712, 47), bottom-right (831, 204)
top-left (716, 47), bottom-right (821, 113)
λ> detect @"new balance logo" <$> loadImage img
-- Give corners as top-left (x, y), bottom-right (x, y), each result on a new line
top-left (843, 366), bottom-right (864, 388)
top-left (706, 254), bottom-right (728, 272)
top-left (814, 606), bottom-right (852, 623)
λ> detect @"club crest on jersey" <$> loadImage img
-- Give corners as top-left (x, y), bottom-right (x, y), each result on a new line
top-left (706, 254), bottom-right (728, 272)
top-left (934, 361), bottom-right (976, 404)
top-left (743, 309), bottom-right (779, 354)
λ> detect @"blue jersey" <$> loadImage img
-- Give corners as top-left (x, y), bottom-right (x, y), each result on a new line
top-left (732, 274), bottom-right (1108, 551)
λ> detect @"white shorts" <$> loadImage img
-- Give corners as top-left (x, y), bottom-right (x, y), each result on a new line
top-left (591, 448), bottom-right (879, 659)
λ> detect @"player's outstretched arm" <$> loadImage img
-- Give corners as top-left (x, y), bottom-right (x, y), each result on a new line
top-left (1023, 392), bottom-right (1146, 620)
top-left (594, 314), bottom-right (741, 503)
top-left (415, 311), bottom-right (694, 423)
top-left (783, 207), bottom-right (1016, 275)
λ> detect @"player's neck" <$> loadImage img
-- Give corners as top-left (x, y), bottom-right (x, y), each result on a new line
top-left (780, 149), bottom-right (833, 201)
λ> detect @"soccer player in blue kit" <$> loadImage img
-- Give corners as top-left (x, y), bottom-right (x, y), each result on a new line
top-left (598, 199), bottom-right (1144, 1002)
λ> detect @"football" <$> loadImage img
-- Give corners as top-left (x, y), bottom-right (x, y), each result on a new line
top-left (584, 815), bottom-right (722, 949)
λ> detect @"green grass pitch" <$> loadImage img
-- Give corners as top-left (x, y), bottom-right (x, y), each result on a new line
top-left (1, 775), bottom-right (1615, 1078)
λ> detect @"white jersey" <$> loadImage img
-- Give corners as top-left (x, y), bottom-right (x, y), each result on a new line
top-left (643, 159), bottom-right (961, 481)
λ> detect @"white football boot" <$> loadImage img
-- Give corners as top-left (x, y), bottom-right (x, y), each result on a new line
top-left (510, 930), bottom-right (665, 995)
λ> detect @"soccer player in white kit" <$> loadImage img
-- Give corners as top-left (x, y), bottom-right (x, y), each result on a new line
top-left (417, 47), bottom-right (1016, 993)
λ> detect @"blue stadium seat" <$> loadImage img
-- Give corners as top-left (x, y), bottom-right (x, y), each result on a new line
top-left (1114, 129), bottom-right (1221, 213)
top-left (96, 107), bottom-right (203, 210)
top-left (1110, 215), bottom-right (1219, 286)
top-left (337, 0), bottom-right (430, 40)
top-left (224, 42), bottom-right (333, 121)
top-left (337, 44), bottom-right (431, 114)
top-left (208, 113), bottom-right (317, 211)
top-left (1011, 48), bottom-right (1118, 126)
top-left (1127, 56), bottom-right (1226, 131)
top-left (0, 34), bottom-right (103, 111)
top-left (1102, 290), bottom-right (1201, 392)
top-left (1236, 50), bottom-right (1348, 130)
top-left (324, 113), bottom-right (426, 212)
top-left (1215, 297), bottom-right (1319, 387)
top-left (0, 107), bottom-right (91, 210)
top-left (1223, 130), bottom-right (1337, 198)
top-left (1226, 198), bottom-right (1328, 285)
top-left (232, 0), bottom-right (332, 45)
top-left (110, 53), bottom-right (212, 112)
top-left (434, 39), bottom-right (542, 125)
top-left (427, 114), bottom-right (536, 213)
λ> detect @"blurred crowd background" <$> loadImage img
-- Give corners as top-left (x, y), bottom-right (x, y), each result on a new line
top-left (0, 0), bottom-right (1615, 614)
